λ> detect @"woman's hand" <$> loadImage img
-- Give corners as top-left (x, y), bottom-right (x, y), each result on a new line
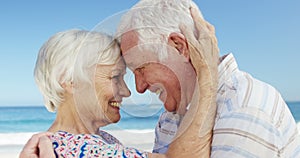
top-left (166, 7), bottom-right (219, 158)
top-left (180, 7), bottom-right (219, 90)
top-left (179, 6), bottom-right (219, 138)
top-left (19, 132), bottom-right (55, 158)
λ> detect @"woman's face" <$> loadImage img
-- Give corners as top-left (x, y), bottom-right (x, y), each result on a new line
top-left (94, 57), bottom-right (131, 124)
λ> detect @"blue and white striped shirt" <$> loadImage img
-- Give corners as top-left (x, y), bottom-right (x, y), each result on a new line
top-left (153, 53), bottom-right (300, 157)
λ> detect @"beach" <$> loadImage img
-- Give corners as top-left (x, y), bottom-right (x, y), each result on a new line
top-left (0, 106), bottom-right (161, 157)
top-left (1, 102), bottom-right (300, 157)
top-left (0, 130), bottom-right (155, 158)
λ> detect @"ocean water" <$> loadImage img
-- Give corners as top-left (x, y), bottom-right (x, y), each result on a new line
top-left (0, 102), bottom-right (300, 133)
top-left (287, 102), bottom-right (300, 122)
top-left (0, 104), bottom-right (164, 133)
top-left (0, 102), bottom-right (300, 148)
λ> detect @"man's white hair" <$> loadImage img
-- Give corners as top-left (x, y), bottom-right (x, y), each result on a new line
top-left (34, 29), bottom-right (120, 112)
top-left (117, 0), bottom-right (203, 60)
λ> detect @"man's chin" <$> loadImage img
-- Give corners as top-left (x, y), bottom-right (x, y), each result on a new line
top-left (163, 103), bottom-right (177, 113)
top-left (164, 104), bottom-right (187, 115)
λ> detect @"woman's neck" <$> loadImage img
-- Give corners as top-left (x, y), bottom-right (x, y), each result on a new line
top-left (48, 96), bottom-right (97, 134)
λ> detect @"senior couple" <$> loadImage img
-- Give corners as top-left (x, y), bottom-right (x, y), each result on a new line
top-left (20, 0), bottom-right (300, 157)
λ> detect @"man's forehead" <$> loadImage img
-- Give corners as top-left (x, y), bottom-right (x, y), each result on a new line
top-left (122, 46), bottom-right (162, 71)
top-left (120, 31), bottom-right (139, 54)
top-left (120, 31), bottom-right (152, 69)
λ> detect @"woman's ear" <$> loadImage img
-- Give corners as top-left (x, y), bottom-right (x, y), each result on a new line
top-left (168, 32), bottom-right (190, 61)
top-left (61, 81), bottom-right (73, 94)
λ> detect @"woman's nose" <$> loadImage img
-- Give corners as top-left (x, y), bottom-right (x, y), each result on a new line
top-left (119, 80), bottom-right (131, 97)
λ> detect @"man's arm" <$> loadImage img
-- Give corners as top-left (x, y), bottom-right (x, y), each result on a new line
top-left (166, 7), bottom-right (219, 157)
top-left (19, 132), bottom-right (55, 158)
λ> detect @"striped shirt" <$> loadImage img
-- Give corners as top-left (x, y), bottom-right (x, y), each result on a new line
top-left (153, 53), bottom-right (300, 157)
top-left (153, 111), bottom-right (182, 153)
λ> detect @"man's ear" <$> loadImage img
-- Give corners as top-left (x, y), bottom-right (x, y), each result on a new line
top-left (168, 32), bottom-right (190, 61)
top-left (61, 81), bottom-right (73, 94)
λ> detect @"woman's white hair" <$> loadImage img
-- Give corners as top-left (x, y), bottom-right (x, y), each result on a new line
top-left (116, 0), bottom-right (203, 60)
top-left (34, 29), bottom-right (120, 112)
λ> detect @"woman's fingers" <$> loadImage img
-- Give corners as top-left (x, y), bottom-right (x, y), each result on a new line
top-left (190, 7), bottom-right (209, 40)
top-left (179, 24), bottom-right (197, 47)
top-left (179, 23), bottom-right (204, 65)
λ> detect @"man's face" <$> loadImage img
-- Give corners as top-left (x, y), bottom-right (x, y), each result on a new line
top-left (120, 31), bottom-right (189, 113)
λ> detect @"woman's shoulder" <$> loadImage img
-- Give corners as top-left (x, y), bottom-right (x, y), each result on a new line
top-left (50, 131), bottom-right (148, 158)
top-left (98, 130), bottom-right (122, 145)
top-left (50, 131), bottom-right (122, 157)
top-left (51, 130), bottom-right (121, 145)
top-left (51, 131), bottom-right (104, 146)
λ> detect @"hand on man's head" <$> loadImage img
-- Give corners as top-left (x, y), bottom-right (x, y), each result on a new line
top-left (180, 7), bottom-right (219, 88)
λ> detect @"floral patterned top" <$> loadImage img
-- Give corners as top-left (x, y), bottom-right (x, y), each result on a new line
top-left (50, 131), bottom-right (148, 158)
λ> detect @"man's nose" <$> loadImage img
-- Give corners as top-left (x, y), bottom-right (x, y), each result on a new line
top-left (134, 71), bottom-right (148, 93)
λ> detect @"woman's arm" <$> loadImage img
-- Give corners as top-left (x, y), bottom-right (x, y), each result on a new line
top-left (166, 7), bottom-right (219, 158)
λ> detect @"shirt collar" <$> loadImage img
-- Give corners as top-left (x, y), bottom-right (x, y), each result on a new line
top-left (217, 53), bottom-right (239, 91)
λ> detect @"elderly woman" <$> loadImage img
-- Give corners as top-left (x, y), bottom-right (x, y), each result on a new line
top-left (27, 30), bottom-right (170, 157)
top-left (27, 29), bottom-right (160, 157)
top-left (33, 29), bottom-right (143, 156)
top-left (30, 30), bottom-right (180, 157)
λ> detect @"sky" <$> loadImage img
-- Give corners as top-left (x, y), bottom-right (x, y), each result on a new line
top-left (0, 0), bottom-right (299, 106)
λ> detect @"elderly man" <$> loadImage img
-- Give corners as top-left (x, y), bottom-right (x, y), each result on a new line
top-left (117, 0), bottom-right (300, 157)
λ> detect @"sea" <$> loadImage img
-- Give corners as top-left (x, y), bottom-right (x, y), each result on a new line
top-left (0, 102), bottom-right (300, 145)
top-left (0, 104), bottom-right (165, 133)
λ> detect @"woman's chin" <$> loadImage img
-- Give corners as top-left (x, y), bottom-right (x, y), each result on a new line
top-left (112, 116), bottom-right (121, 123)
top-left (108, 114), bottom-right (121, 124)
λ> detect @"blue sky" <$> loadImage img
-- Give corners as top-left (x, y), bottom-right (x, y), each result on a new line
top-left (0, 0), bottom-right (299, 106)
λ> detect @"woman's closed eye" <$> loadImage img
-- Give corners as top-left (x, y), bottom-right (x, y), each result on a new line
top-left (111, 74), bottom-right (123, 83)
top-left (111, 75), bottom-right (119, 79)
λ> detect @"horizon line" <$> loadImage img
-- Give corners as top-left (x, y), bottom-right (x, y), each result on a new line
top-left (0, 101), bottom-right (300, 108)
